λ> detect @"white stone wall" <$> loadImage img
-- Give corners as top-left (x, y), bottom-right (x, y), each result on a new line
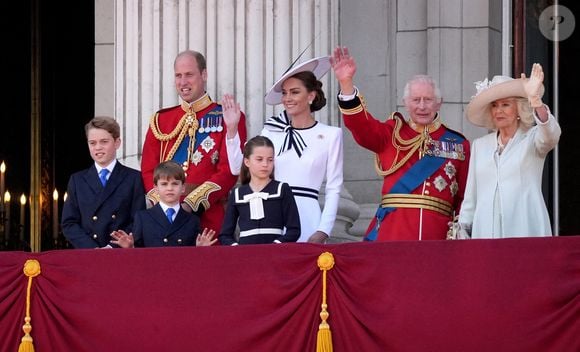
top-left (96, 0), bottom-right (339, 170)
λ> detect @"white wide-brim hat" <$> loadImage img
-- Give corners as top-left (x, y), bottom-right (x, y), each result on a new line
top-left (466, 75), bottom-right (544, 129)
top-left (264, 56), bottom-right (331, 105)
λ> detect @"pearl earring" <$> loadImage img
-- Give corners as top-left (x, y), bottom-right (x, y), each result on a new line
top-left (308, 101), bottom-right (312, 105)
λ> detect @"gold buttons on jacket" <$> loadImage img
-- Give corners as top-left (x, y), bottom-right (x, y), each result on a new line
top-left (92, 216), bottom-right (98, 221)
top-left (111, 214), bottom-right (116, 219)
top-left (163, 238), bottom-right (168, 243)
top-left (424, 190), bottom-right (430, 195)
top-left (92, 234), bottom-right (98, 239)
top-left (425, 182), bottom-right (431, 187)
top-left (177, 239), bottom-right (182, 245)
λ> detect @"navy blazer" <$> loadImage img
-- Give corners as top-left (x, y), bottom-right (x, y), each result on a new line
top-left (61, 162), bottom-right (146, 248)
top-left (132, 204), bottom-right (200, 247)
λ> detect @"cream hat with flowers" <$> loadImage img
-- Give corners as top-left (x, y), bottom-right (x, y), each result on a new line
top-left (264, 56), bottom-right (331, 105)
top-left (466, 75), bottom-right (544, 129)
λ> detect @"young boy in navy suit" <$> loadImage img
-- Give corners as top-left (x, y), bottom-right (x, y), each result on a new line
top-left (110, 161), bottom-right (217, 247)
top-left (61, 116), bottom-right (146, 248)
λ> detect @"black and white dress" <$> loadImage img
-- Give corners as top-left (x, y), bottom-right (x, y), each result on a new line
top-left (261, 111), bottom-right (344, 242)
top-left (225, 111), bottom-right (344, 242)
top-left (219, 180), bottom-right (301, 245)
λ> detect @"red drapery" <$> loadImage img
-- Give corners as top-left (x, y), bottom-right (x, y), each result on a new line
top-left (1, 237), bottom-right (579, 352)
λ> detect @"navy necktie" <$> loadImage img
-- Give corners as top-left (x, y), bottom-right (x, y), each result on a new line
top-left (99, 169), bottom-right (110, 186)
top-left (166, 208), bottom-right (175, 224)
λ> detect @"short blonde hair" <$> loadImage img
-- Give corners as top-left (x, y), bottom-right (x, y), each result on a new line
top-left (516, 97), bottom-right (535, 129)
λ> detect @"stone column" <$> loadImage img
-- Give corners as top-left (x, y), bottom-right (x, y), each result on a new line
top-left (324, 187), bottom-right (363, 243)
top-left (96, 0), bottom-right (361, 241)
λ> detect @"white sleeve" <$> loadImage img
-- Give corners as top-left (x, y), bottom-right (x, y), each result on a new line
top-left (337, 86), bottom-right (359, 101)
top-left (458, 139), bottom-right (477, 227)
top-left (533, 107), bottom-right (561, 156)
top-left (226, 133), bottom-right (243, 176)
top-left (317, 128), bottom-right (344, 236)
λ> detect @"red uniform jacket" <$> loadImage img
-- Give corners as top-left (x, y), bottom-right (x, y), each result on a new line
top-left (141, 95), bottom-right (247, 233)
top-left (339, 96), bottom-right (470, 240)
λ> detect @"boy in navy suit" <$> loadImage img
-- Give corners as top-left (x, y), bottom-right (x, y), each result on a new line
top-left (110, 161), bottom-right (217, 247)
top-left (61, 116), bottom-right (146, 248)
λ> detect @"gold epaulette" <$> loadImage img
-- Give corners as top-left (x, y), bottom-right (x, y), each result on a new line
top-left (146, 188), bottom-right (161, 205)
top-left (183, 181), bottom-right (222, 212)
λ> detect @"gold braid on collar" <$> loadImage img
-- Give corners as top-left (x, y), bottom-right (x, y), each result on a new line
top-left (149, 94), bottom-right (212, 141)
top-left (374, 113), bottom-right (441, 176)
top-left (149, 94), bottom-right (213, 161)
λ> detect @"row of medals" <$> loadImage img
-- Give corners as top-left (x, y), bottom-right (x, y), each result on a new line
top-left (182, 114), bottom-right (224, 173)
top-left (197, 115), bottom-right (224, 134)
top-left (424, 139), bottom-right (465, 160)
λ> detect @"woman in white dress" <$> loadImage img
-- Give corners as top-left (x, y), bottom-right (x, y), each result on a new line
top-left (457, 63), bottom-right (561, 238)
top-left (222, 57), bottom-right (343, 243)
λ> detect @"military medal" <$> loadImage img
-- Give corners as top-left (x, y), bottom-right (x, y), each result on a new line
top-left (211, 151), bottom-right (219, 165)
top-left (450, 180), bottom-right (459, 196)
top-left (198, 118), bottom-right (205, 133)
top-left (434, 175), bottom-right (448, 192)
top-left (424, 139), bottom-right (465, 160)
top-left (216, 116), bottom-right (223, 132)
top-left (201, 136), bottom-right (216, 153)
top-left (211, 116), bottom-right (218, 132)
top-left (191, 150), bottom-right (203, 165)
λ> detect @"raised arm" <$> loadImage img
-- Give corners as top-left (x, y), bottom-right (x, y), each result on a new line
top-left (522, 63), bottom-right (548, 121)
top-left (222, 93), bottom-right (244, 176)
top-left (330, 46), bottom-right (357, 95)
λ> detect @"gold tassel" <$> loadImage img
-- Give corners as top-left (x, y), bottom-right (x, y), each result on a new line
top-left (316, 252), bottom-right (335, 352)
top-left (18, 259), bottom-right (41, 352)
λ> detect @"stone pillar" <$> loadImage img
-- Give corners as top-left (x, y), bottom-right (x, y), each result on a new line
top-left (96, 0), bottom-right (363, 241)
top-left (107, 0), bottom-right (340, 171)
top-left (325, 187), bottom-right (363, 243)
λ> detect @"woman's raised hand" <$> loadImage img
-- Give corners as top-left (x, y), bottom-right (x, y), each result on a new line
top-left (522, 63), bottom-right (544, 108)
top-left (222, 93), bottom-right (241, 138)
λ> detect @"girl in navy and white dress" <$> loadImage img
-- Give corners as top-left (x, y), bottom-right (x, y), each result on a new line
top-left (219, 135), bottom-right (300, 245)
top-left (221, 56), bottom-right (344, 244)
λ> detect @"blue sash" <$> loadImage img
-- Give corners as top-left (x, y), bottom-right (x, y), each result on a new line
top-left (172, 105), bottom-right (223, 165)
top-left (365, 129), bottom-right (464, 241)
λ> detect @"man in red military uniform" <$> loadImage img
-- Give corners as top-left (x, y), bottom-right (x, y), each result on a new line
top-left (330, 46), bottom-right (470, 241)
top-left (141, 50), bottom-right (247, 234)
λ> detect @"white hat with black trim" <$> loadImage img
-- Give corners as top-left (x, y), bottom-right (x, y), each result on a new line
top-left (264, 56), bottom-right (331, 105)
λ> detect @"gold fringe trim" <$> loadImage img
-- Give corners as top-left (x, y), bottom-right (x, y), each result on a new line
top-left (146, 188), bottom-right (161, 205)
top-left (19, 259), bottom-right (41, 352)
top-left (316, 252), bottom-right (335, 352)
top-left (183, 181), bottom-right (221, 212)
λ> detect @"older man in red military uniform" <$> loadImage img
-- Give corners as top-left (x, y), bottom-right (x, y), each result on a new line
top-left (330, 47), bottom-right (470, 241)
top-left (141, 50), bottom-right (247, 234)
